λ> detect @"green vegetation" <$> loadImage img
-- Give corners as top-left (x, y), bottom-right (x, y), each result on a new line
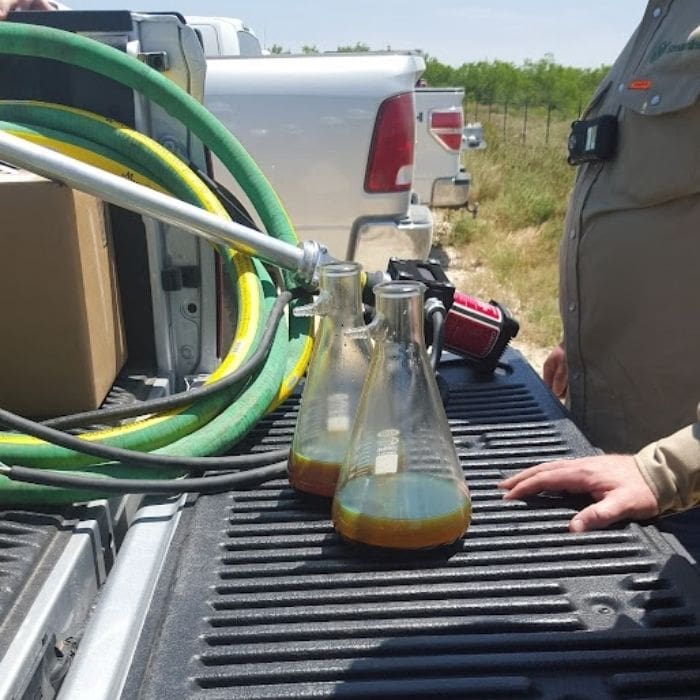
top-left (425, 54), bottom-right (608, 114)
top-left (428, 55), bottom-right (609, 352)
top-left (434, 113), bottom-right (576, 349)
top-left (336, 42), bottom-right (371, 53)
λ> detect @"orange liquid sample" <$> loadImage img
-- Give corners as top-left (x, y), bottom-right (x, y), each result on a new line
top-left (288, 451), bottom-right (340, 497)
top-left (332, 472), bottom-right (471, 550)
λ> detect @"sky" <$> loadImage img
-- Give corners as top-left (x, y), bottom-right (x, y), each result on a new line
top-left (62, 1), bottom-right (648, 68)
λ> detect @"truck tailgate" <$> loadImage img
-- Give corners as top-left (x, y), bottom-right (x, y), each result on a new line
top-left (64, 351), bottom-right (700, 699)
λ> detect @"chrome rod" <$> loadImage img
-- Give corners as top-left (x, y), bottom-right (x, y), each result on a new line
top-left (0, 130), bottom-right (323, 279)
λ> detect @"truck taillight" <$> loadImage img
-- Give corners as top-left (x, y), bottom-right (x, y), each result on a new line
top-left (429, 110), bottom-right (464, 152)
top-left (365, 92), bottom-right (414, 193)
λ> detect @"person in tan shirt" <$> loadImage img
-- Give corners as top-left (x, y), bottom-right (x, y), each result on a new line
top-left (500, 1), bottom-right (700, 541)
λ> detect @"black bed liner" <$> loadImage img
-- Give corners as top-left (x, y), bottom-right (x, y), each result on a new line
top-left (121, 351), bottom-right (700, 699)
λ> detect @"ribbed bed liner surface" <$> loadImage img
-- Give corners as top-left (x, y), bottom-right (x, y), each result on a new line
top-left (129, 353), bottom-right (700, 699)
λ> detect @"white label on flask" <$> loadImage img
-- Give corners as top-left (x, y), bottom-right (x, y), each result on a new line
top-left (375, 452), bottom-right (399, 474)
top-left (375, 428), bottom-right (400, 474)
top-left (326, 393), bottom-right (350, 432)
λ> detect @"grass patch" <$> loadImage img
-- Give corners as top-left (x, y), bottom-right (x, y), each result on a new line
top-left (446, 212), bottom-right (486, 246)
top-left (434, 117), bottom-right (574, 350)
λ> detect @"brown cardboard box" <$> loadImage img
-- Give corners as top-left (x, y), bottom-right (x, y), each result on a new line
top-left (0, 167), bottom-right (127, 418)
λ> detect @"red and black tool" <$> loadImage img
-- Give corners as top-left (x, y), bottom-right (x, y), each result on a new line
top-left (385, 258), bottom-right (519, 373)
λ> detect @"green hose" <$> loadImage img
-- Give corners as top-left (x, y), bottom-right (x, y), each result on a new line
top-left (0, 101), bottom-right (210, 204)
top-left (0, 124), bottom-right (306, 499)
top-left (0, 114), bottom-right (264, 467)
top-left (0, 117), bottom-right (310, 503)
top-left (0, 22), bottom-right (314, 504)
top-left (0, 285), bottom-right (289, 505)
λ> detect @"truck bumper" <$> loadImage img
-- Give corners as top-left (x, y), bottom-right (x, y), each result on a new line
top-left (350, 203), bottom-right (433, 272)
top-left (431, 168), bottom-right (471, 208)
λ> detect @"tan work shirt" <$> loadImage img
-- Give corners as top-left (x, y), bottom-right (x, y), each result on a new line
top-left (561, 0), bottom-right (700, 510)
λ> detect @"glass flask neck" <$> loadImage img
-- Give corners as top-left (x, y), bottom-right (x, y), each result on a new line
top-left (320, 262), bottom-right (364, 321)
top-left (373, 281), bottom-right (426, 345)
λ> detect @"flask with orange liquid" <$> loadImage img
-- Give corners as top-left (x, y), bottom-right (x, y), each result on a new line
top-left (332, 281), bottom-right (471, 549)
top-left (288, 262), bottom-right (372, 497)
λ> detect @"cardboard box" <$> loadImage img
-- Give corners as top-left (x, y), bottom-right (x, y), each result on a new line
top-left (0, 167), bottom-right (127, 418)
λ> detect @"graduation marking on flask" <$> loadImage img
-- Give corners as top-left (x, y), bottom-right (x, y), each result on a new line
top-left (375, 428), bottom-right (400, 475)
top-left (326, 392), bottom-right (350, 433)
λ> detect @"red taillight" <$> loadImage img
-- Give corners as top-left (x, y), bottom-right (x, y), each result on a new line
top-left (430, 109), bottom-right (464, 151)
top-left (364, 92), bottom-right (415, 193)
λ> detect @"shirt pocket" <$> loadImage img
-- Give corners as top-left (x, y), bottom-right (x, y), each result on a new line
top-left (619, 45), bottom-right (700, 116)
top-left (611, 60), bottom-right (700, 206)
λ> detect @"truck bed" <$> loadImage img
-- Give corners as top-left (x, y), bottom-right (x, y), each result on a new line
top-left (59, 350), bottom-right (700, 699)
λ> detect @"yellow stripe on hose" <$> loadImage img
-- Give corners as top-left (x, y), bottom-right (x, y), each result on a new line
top-left (5, 131), bottom-right (167, 192)
top-left (1, 101), bottom-right (261, 378)
top-left (269, 332), bottom-right (314, 412)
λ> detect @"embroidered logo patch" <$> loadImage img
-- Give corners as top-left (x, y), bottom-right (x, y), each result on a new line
top-left (649, 37), bottom-right (700, 63)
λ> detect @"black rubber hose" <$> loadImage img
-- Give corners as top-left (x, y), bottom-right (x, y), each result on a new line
top-left (189, 162), bottom-right (259, 231)
top-left (43, 291), bottom-right (292, 430)
top-left (428, 306), bottom-right (446, 372)
top-left (1, 404), bottom-right (292, 471)
top-left (0, 461), bottom-right (287, 494)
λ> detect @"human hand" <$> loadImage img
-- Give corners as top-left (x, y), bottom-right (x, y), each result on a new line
top-left (0, 0), bottom-right (54, 19)
top-left (498, 455), bottom-right (659, 532)
top-left (543, 343), bottom-right (568, 399)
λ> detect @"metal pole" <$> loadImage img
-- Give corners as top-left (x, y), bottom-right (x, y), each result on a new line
top-left (0, 130), bottom-right (327, 282)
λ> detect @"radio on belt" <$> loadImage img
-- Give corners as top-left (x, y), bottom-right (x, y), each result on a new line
top-left (386, 258), bottom-right (519, 373)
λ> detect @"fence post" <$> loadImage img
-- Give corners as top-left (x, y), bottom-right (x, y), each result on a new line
top-left (503, 101), bottom-right (508, 141)
top-left (474, 96), bottom-right (479, 121)
top-left (546, 104), bottom-right (553, 145)
top-left (522, 100), bottom-right (529, 143)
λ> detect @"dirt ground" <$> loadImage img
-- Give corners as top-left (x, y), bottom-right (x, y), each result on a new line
top-left (430, 239), bottom-right (551, 379)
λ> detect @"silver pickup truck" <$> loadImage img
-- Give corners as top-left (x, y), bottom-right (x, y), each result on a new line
top-left (189, 15), bottom-right (433, 270)
top-left (413, 86), bottom-right (471, 208)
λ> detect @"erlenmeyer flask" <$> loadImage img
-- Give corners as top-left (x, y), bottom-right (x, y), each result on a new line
top-left (332, 281), bottom-right (471, 549)
top-left (288, 262), bottom-right (373, 497)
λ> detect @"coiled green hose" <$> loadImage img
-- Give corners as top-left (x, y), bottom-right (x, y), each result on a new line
top-left (0, 109), bottom-right (261, 460)
top-left (0, 23), bottom-right (315, 503)
top-left (0, 114), bottom-right (312, 502)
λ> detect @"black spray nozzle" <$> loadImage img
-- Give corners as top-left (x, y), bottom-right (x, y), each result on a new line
top-left (386, 258), bottom-right (455, 311)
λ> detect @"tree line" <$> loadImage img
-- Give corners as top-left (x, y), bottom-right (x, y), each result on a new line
top-left (422, 54), bottom-right (608, 114)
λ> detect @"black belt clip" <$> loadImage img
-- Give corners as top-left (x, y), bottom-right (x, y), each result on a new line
top-left (567, 114), bottom-right (618, 166)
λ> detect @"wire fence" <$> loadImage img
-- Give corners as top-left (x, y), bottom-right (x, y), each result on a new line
top-left (464, 97), bottom-right (583, 147)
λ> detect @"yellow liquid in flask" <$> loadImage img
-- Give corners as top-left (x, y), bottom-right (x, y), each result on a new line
top-left (288, 452), bottom-right (341, 498)
top-left (332, 472), bottom-right (471, 550)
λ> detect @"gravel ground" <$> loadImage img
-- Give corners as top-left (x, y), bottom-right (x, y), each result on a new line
top-left (429, 240), bottom-right (551, 379)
